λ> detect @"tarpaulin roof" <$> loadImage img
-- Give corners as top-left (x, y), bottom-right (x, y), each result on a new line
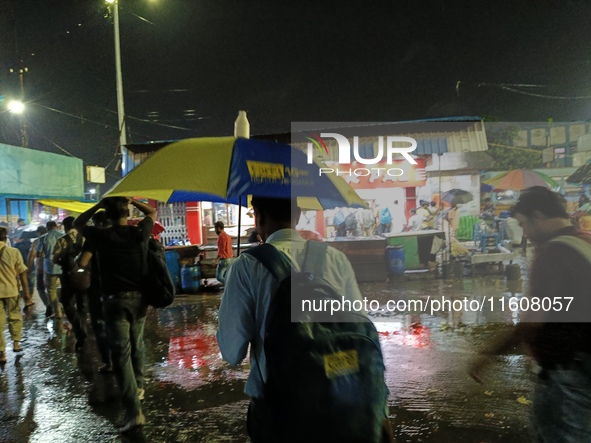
top-left (0, 143), bottom-right (84, 200)
top-left (37, 199), bottom-right (95, 213)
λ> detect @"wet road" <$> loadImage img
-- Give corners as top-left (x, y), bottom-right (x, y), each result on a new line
top-left (1, 255), bottom-right (535, 442)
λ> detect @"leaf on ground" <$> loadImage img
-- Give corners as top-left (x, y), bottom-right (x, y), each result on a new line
top-left (517, 396), bottom-right (532, 405)
top-left (484, 390), bottom-right (493, 396)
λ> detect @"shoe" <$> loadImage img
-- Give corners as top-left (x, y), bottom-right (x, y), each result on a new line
top-left (118, 411), bottom-right (146, 433)
top-left (45, 306), bottom-right (53, 317)
top-left (0, 351), bottom-right (6, 363)
top-left (98, 364), bottom-right (113, 373)
top-left (13, 342), bottom-right (23, 353)
top-left (137, 388), bottom-right (145, 401)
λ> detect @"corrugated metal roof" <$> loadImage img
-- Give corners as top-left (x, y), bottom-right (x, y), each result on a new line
top-left (416, 137), bottom-right (448, 155)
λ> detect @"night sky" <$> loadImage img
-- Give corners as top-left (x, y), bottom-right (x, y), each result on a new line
top-left (1, 0), bottom-right (590, 188)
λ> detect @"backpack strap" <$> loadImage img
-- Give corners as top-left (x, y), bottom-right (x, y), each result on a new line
top-left (244, 241), bottom-right (330, 280)
top-left (242, 243), bottom-right (292, 281)
top-left (548, 235), bottom-right (591, 267)
top-left (301, 241), bottom-right (328, 276)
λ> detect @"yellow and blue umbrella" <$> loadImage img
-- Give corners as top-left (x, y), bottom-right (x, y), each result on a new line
top-left (106, 137), bottom-right (366, 210)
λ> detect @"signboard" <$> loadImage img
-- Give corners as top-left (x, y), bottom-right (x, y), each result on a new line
top-left (328, 158), bottom-right (426, 189)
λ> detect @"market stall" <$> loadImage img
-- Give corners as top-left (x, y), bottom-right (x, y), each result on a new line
top-left (384, 230), bottom-right (446, 270)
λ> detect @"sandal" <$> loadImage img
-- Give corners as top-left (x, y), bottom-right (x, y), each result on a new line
top-left (23, 303), bottom-right (34, 312)
top-left (13, 343), bottom-right (23, 353)
top-left (0, 351), bottom-right (6, 363)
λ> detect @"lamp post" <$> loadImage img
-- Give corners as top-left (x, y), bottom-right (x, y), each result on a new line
top-left (106, 0), bottom-right (127, 149)
top-left (8, 65), bottom-right (28, 147)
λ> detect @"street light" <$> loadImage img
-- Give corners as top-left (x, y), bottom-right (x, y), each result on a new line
top-left (105, 0), bottom-right (127, 149)
top-left (7, 100), bottom-right (25, 114)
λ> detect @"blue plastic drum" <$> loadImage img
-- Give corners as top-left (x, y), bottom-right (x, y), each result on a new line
top-left (386, 246), bottom-right (405, 276)
top-left (181, 264), bottom-right (201, 294)
top-left (165, 250), bottom-right (181, 291)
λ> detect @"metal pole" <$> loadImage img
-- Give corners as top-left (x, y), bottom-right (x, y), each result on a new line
top-left (237, 197), bottom-right (242, 255)
top-left (18, 69), bottom-right (28, 147)
top-left (113, 1), bottom-right (127, 148)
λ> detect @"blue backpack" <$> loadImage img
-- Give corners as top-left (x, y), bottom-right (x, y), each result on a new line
top-left (244, 241), bottom-right (389, 442)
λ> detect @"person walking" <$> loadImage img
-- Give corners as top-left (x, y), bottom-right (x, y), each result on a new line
top-left (217, 197), bottom-right (392, 442)
top-left (36, 221), bottom-right (64, 319)
top-left (28, 226), bottom-right (50, 316)
top-left (0, 226), bottom-right (30, 363)
top-left (214, 221), bottom-right (233, 284)
top-left (86, 210), bottom-right (112, 373)
top-left (75, 197), bottom-right (156, 433)
top-left (53, 216), bottom-right (87, 350)
top-left (470, 186), bottom-right (591, 442)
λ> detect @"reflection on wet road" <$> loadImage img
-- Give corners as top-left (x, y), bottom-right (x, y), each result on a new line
top-left (1, 257), bottom-right (535, 442)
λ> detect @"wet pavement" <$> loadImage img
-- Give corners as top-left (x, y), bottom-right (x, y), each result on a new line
top-left (1, 252), bottom-right (537, 443)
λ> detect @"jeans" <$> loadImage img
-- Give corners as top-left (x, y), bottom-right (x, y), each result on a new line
top-left (20, 271), bottom-right (35, 305)
top-left (45, 274), bottom-right (63, 318)
top-left (36, 272), bottom-right (49, 308)
top-left (532, 357), bottom-right (591, 442)
top-left (103, 291), bottom-right (147, 420)
top-left (87, 284), bottom-right (111, 366)
top-left (0, 297), bottom-right (22, 351)
top-left (59, 275), bottom-right (88, 343)
top-left (216, 258), bottom-right (234, 284)
top-left (247, 399), bottom-right (276, 443)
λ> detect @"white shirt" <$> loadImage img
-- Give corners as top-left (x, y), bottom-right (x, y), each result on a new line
top-left (408, 214), bottom-right (423, 231)
top-left (216, 229), bottom-right (363, 398)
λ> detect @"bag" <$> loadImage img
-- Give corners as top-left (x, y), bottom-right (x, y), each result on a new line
top-left (69, 265), bottom-right (91, 292)
top-left (244, 241), bottom-right (388, 443)
top-left (58, 233), bottom-right (90, 292)
top-left (142, 238), bottom-right (175, 308)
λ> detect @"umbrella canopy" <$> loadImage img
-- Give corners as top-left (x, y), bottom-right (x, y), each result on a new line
top-left (441, 189), bottom-right (473, 205)
top-left (483, 169), bottom-right (558, 190)
top-left (106, 137), bottom-right (366, 210)
top-left (566, 162), bottom-right (591, 184)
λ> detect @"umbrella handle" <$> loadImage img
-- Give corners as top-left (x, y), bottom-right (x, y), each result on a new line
top-left (237, 196), bottom-right (242, 256)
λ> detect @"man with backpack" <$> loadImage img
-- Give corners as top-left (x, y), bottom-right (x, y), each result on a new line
top-left (75, 197), bottom-right (156, 433)
top-left (53, 216), bottom-right (87, 350)
top-left (217, 197), bottom-right (392, 443)
top-left (470, 187), bottom-right (591, 441)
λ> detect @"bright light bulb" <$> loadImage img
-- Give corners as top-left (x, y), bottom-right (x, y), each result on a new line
top-left (7, 100), bottom-right (25, 114)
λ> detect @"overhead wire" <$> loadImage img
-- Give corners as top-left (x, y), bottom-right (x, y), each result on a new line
top-left (456, 81), bottom-right (591, 100)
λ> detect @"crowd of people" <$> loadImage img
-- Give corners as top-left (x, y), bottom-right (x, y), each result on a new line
top-left (331, 198), bottom-right (459, 238)
top-left (2, 188), bottom-right (591, 441)
top-left (0, 197), bottom-right (156, 433)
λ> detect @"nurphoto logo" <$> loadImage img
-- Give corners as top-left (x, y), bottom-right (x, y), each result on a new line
top-left (306, 133), bottom-right (418, 177)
